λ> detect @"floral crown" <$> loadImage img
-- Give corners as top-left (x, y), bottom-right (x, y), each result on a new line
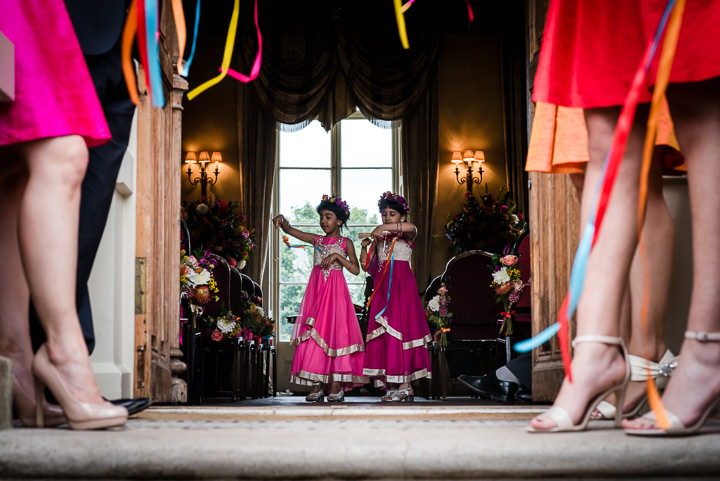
top-left (321, 194), bottom-right (350, 216)
top-left (378, 191), bottom-right (409, 213)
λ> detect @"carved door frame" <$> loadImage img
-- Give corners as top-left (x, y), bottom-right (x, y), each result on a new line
top-left (133, 2), bottom-right (188, 402)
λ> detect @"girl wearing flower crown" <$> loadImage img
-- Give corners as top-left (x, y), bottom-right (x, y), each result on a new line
top-left (360, 192), bottom-right (432, 402)
top-left (273, 195), bottom-right (367, 402)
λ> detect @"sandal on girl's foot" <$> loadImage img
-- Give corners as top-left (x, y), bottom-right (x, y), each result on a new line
top-left (527, 335), bottom-right (630, 433)
top-left (393, 387), bottom-right (414, 402)
top-left (380, 390), bottom-right (397, 402)
top-left (327, 390), bottom-right (344, 402)
top-left (305, 390), bottom-right (324, 402)
top-left (624, 331), bottom-right (720, 436)
top-left (591, 349), bottom-right (678, 420)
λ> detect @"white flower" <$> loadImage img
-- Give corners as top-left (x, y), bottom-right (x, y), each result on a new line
top-left (196, 203), bottom-right (209, 214)
top-left (238, 260), bottom-right (246, 270)
top-left (217, 318), bottom-right (236, 334)
top-left (427, 295), bottom-right (440, 312)
top-left (511, 214), bottom-right (519, 224)
top-left (187, 268), bottom-right (210, 286)
top-left (492, 267), bottom-right (511, 285)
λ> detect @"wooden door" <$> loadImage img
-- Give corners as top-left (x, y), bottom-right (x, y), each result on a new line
top-left (526, 0), bottom-right (581, 401)
top-left (133, 2), bottom-right (188, 402)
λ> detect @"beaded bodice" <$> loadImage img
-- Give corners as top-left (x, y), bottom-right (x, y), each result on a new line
top-left (313, 237), bottom-right (346, 278)
top-left (377, 235), bottom-right (413, 263)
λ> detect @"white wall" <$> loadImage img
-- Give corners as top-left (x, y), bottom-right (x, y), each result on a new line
top-left (89, 110), bottom-right (138, 399)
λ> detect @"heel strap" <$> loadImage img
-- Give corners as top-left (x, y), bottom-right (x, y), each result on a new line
top-left (685, 331), bottom-right (720, 342)
top-left (572, 335), bottom-right (623, 347)
top-left (629, 350), bottom-right (678, 383)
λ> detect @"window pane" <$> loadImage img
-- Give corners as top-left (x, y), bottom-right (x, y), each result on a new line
top-left (278, 121), bottom-right (331, 168)
top-left (341, 119), bottom-right (392, 167)
top-left (341, 168), bottom-right (391, 222)
top-left (278, 284), bottom-right (306, 342)
top-left (279, 169), bottom-right (330, 217)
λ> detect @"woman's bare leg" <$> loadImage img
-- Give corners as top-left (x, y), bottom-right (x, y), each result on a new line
top-left (531, 106), bottom-right (646, 429)
top-left (19, 136), bottom-right (104, 405)
top-left (626, 78), bottom-right (720, 428)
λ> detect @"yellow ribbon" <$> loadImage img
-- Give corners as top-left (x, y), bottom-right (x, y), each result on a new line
top-left (393, 0), bottom-right (410, 50)
top-left (186, 0), bottom-right (239, 100)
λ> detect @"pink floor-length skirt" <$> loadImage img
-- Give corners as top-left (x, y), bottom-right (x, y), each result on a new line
top-left (290, 236), bottom-right (367, 387)
top-left (363, 237), bottom-right (432, 388)
top-left (0, 0), bottom-right (110, 147)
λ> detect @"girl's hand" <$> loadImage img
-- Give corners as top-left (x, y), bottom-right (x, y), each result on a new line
top-left (273, 214), bottom-right (289, 230)
top-left (371, 226), bottom-right (385, 238)
top-left (361, 238), bottom-right (372, 248)
top-left (321, 253), bottom-right (338, 269)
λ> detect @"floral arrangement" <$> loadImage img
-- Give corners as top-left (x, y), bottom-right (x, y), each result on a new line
top-left (424, 284), bottom-right (452, 348)
top-left (378, 191), bottom-right (409, 213)
top-left (321, 194), bottom-right (350, 217)
top-left (489, 252), bottom-right (527, 336)
top-left (199, 291), bottom-right (274, 342)
top-left (444, 189), bottom-right (525, 255)
top-left (181, 199), bottom-right (255, 268)
top-left (180, 249), bottom-right (219, 317)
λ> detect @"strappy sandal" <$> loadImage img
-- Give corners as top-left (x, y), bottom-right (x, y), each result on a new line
top-left (327, 390), bottom-right (344, 403)
top-left (305, 389), bottom-right (324, 403)
top-left (591, 349), bottom-right (678, 420)
top-left (625, 331), bottom-right (720, 436)
top-left (380, 390), bottom-right (397, 402)
top-left (527, 335), bottom-right (630, 433)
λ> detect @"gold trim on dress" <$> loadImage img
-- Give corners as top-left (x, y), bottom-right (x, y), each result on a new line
top-left (291, 370), bottom-right (369, 386)
top-left (362, 368), bottom-right (432, 387)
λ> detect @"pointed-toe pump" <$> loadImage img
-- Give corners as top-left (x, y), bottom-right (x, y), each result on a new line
top-left (32, 344), bottom-right (128, 430)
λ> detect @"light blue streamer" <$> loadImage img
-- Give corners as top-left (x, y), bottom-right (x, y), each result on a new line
top-left (181, 0), bottom-right (201, 77)
top-left (374, 251), bottom-right (395, 321)
top-left (146, 0), bottom-right (165, 107)
top-left (514, 322), bottom-right (560, 352)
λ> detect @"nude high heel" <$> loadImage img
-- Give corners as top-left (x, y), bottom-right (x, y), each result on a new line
top-left (625, 331), bottom-right (720, 436)
top-left (12, 375), bottom-right (66, 427)
top-left (527, 335), bottom-right (630, 433)
top-left (32, 344), bottom-right (128, 430)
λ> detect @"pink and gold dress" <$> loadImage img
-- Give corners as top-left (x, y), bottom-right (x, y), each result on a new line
top-left (290, 236), bottom-right (367, 387)
top-left (363, 234), bottom-right (432, 387)
top-left (0, 0), bottom-right (110, 148)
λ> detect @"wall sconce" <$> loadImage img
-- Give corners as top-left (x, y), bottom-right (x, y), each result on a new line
top-left (451, 149), bottom-right (485, 193)
top-left (185, 150), bottom-right (222, 198)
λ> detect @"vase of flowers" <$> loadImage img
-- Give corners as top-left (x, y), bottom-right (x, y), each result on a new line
top-left (181, 199), bottom-right (255, 268)
top-left (198, 290), bottom-right (274, 343)
top-left (424, 284), bottom-right (452, 348)
top-left (444, 188), bottom-right (525, 255)
top-left (488, 252), bottom-right (527, 336)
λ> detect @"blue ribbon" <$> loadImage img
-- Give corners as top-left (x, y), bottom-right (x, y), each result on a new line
top-left (180, 0), bottom-right (201, 77)
top-left (374, 251), bottom-right (395, 322)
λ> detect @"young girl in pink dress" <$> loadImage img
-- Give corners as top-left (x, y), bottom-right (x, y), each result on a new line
top-left (273, 195), bottom-right (367, 402)
top-left (360, 192), bottom-right (432, 402)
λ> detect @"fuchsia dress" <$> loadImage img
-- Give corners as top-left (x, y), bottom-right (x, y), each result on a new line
top-left (290, 236), bottom-right (367, 387)
top-left (363, 234), bottom-right (432, 387)
top-left (0, 0), bottom-right (110, 147)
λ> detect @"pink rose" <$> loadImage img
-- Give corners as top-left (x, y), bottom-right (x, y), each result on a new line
top-left (500, 255), bottom-right (518, 266)
top-left (437, 286), bottom-right (448, 295)
top-left (211, 329), bottom-right (223, 342)
top-left (228, 258), bottom-right (237, 267)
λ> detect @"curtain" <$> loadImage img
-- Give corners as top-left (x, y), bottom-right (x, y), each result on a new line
top-left (239, 89), bottom-right (276, 287)
top-left (401, 65), bottom-right (439, 291)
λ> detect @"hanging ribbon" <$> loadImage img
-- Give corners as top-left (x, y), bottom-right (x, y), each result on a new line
top-left (180, 0), bottom-right (201, 77)
top-left (365, 237), bottom-right (397, 309)
top-left (121, 0), bottom-right (139, 105)
top-left (223, 0), bottom-right (263, 83)
top-left (282, 235), bottom-right (322, 252)
top-left (172, 0), bottom-right (187, 74)
top-left (372, 247), bottom-right (396, 322)
top-left (186, 0), bottom-right (240, 100)
top-left (514, 0), bottom-right (678, 384)
top-left (400, 0), bottom-right (416, 13)
top-left (393, 0), bottom-right (410, 50)
top-left (362, 240), bottom-right (376, 272)
top-left (142, 0), bottom-right (165, 107)
top-left (464, 0), bottom-right (474, 23)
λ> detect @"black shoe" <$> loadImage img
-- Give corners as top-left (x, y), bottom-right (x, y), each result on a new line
top-left (108, 397), bottom-right (152, 416)
top-left (515, 386), bottom-right (532, 403)
top-left (457, 373), bottom-right (518, 404)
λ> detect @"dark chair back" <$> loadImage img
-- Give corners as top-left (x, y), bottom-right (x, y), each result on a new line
top-left (204, 254), bottom-right (232, 317)
top-left (442, 250), bottom-right (498, 340)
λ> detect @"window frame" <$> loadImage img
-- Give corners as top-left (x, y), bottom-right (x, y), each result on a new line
top-left (270, 112), bottom-right (401, 343)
